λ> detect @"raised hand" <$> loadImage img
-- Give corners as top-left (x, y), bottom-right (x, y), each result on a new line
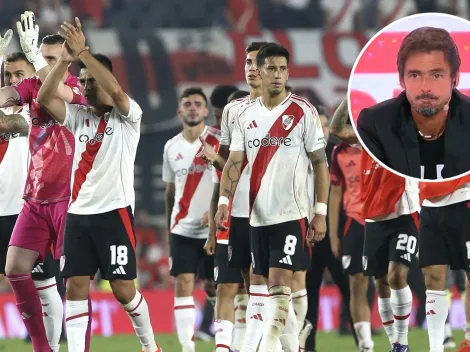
top-left (16, 11), bottom-right (40, 63)
top-left (58, 17), bottom-right (88, 57)
top-left (0, 30), bottom-right (13, 57)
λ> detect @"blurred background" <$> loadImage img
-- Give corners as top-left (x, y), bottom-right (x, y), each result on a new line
top-left (0, 0), bottom-right (468, 341)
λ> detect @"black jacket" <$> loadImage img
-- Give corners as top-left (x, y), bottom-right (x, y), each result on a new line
top-left (357, 90), bottom-right (470, 179)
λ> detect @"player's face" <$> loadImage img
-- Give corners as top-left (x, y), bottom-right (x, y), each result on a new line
top-left (4, 60), bottom-right (35, 86)
top-left (400, 50), bottom-right (457, 118)
top-left (245, 50), bottom-right (261, 88)
top-left (178, 94), bottom-right (208, 127)
top-left (40, 43), bottom-right (62, 67)
top-left (79, 68), bottom-right (103, 106)
top-left (258, 56), bottom-right (289, 96)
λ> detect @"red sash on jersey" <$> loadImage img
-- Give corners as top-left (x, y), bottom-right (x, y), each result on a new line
top-left (360, 151), bottom-right (406, 219)
top-left (71, 116), bottom-right (108, 205)
top-left (249, 103), bottom-right (304, 214)
top-left (171, 133), bottom-right (219, 231)
top-left (0, 140), bottom-right (8, 164)
top-left (419, 174), bottom-right (470, 203)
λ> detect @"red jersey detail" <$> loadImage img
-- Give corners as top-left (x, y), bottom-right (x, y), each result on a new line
top-left (171, 134), bottom-right (219, 231)
top-left (419, 174), bottom-right (470, 203)
top-left (360, 150), bottom-right (405, 219)
top-left (71, 117), bottom-right (108, 205)
top-left (249, 103), bottom-right (303, 214)
top-left (0, 140), bottom-right (8, 164)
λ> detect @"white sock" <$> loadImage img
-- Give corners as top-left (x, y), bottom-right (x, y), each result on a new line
top-left (291, 288), bottom-right (308, 333)
top-left (66, 300), bottom-right (89, 352)
top-left (242, 285), bottom-right (269, 352)
top-left (391, 286), bottom-right (412, 346)
top-left (465, 323), bottom-right (470, 341)
top-left (259, 286), bottom-right (291, 352)
top-left (426, 290), bottom-right (448, 351)
top-left (174, 296), bottom-right (196, 351)
top-left (34, 278), bottom-right (63, 352)
top-left (232, 293), bottom-right (248, 350)
top-left (378, 297), bottom-right (396, 346)
top-left (122, 291), bottom-right (157, 352)
top-left (215, 319), bottom-right (233, 351)
top-left (354, 321), bottom-right (374, 349)
top-left (279, 298), bottom-right (299, 352)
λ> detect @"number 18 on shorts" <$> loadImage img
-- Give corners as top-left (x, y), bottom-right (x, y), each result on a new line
top-left (60, 207), bottom-right (137, 280)
top-left (250, 218), bottom-right (307, 277)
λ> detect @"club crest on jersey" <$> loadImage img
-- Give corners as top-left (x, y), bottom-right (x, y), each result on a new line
top-left (214, 266), bottom-right (219, 281)
top-left (362, 256), bottom-right (368, 271)
top-left (228, 246), bottom-right (233, 261)
top-left (342, 255), bottom-right (351, 269)
top-left (72, 86), bottom-right (81, 95)
top-left (60, 255), bottom-right (66, 272)
top-left (282, 115), bottom-right (295, 130)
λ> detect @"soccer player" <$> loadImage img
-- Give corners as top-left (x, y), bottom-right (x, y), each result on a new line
top-left (36, 18), bottom-right (161, 352)
top-left (215, 43), bottom-right (329, 352)
top-left (418, 175), bottom-right (470, 352)
top-left (0, 12), bottom-right (88, 352)
top-left (330, 97), bottom-right (420, 352)
top-left (199, 42), bottom-right (267, 352)
top-left (459, 278), bottom-right (470, 351)
top-left (209, 85), bottom-right (238, 129)
top-left (328, 142), bottom-right (373, 350)
top-left (163, 86), bottom-right (220, 352)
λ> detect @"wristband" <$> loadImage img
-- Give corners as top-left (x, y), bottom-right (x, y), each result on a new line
top-left (314, 202), bottom-right (327, 216)
top-left (218, 196), bottom-right (230, 207)
top-left (27, 48), bottom-right (48, 72)
top-left (77, 48), bottom-right (89, 57)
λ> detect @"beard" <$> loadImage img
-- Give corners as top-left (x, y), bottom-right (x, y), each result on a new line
top-left (413, 93), bottom-right (447, 118)
top-left (268, 87), bottom-right (283, 96)
top-left (183, 117), bottom-right (204, 127)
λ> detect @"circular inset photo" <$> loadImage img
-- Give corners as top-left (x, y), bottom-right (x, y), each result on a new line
top-left (348, 13), bottom-right (470, 181)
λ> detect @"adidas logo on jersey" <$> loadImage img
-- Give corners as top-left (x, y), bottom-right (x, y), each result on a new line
top-left (32, 264), bottom-right (44, 274)
top-left (279, 255), bottom-right (292, 265)
top-left (247, 120), bottom-right (258, 129)
top-left (112, 266), bottom-right (127, 275)
top-left (175, 153), bottom-right (184, 161)
top-left (400, 253), bottom-right (411, 262)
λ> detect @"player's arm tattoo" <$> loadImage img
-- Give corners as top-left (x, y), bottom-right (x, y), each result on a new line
top-left (329, 97), bottom-right (358, 144)
top-left (0, 111), bottom-right (28, 135)
top-left (165, 182), bottom-right (176, 232)
top-left (0, 87), bottom-right (21, 108)
top-left (308, 148), bottom-right (330, 205)
top-left (220, 151), bottom-right (245, 199)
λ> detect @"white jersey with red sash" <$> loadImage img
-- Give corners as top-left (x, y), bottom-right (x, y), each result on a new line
top-left (163, 126), bottom-right (220, 239)
top-left (420, 174), bottom-right (470, 207)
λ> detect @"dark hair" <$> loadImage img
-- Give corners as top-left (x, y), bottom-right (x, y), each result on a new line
top-left (397, 27), bottom-right (460, 78)
top-left (180, 87), bottom-right (207, 104)
top-left (79, 54), bottom-right (113, 72)
top-left (228, 90), bottom-right (249, 103)
top-left (256, 43), bottom-right (290, 68)
top-left (210, 85), bottom-right (238, 109)
top-left (285, 85), bottom-right (293, 93)
top-left (245, 41), bottom-right (269, 55)
top-left (41, 34), bottom-right (65, 45)
top-left (5, 52), bottom-right (34, 69)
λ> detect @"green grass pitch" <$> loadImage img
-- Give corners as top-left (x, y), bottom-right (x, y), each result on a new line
top-left (0, 329), bottom-right (463, 351)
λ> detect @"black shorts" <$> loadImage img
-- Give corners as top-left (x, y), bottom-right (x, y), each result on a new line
top-left (363, 213), bottom-right (419, 277)
top-left (420, 201), bottom-right (470, 271)
top-left (60, 206), bottom-right (137, 281)
top-left (31, 248), bottom-right (58, 280)
top-left (215, 243), bottom-right (243, 284)
top-left (228, 217), bottom-right (251, 270)
top-left (341, 218), bottom-right (365, 275)
top-left (300, 245), bottom-right (312, 271)
top-left (169, 233), bottom-right (214, 280)
top-left (250, 218), bottom-right (307, 277)
top-left (0, 215), bottom-right (17, 274)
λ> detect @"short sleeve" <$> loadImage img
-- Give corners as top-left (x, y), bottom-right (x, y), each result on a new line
top-left (63, 102), bottom-right (88, 133)
top-left (162, 141), bottom-right (175, 183)
top-left (13, 77), bottom-right (37, 105)
top-left (220, 105), bottom-right (231, 146)
top-left (303, 103), bottom-right (326, 153)
top-left (329, 146), bottom-right (344, 186)
top-left (66, 82), bottom-right (86, 104)
top-left (229, 113), bottom-right (245, 152)
top-left (118, 96), bottom-right (142, 124)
